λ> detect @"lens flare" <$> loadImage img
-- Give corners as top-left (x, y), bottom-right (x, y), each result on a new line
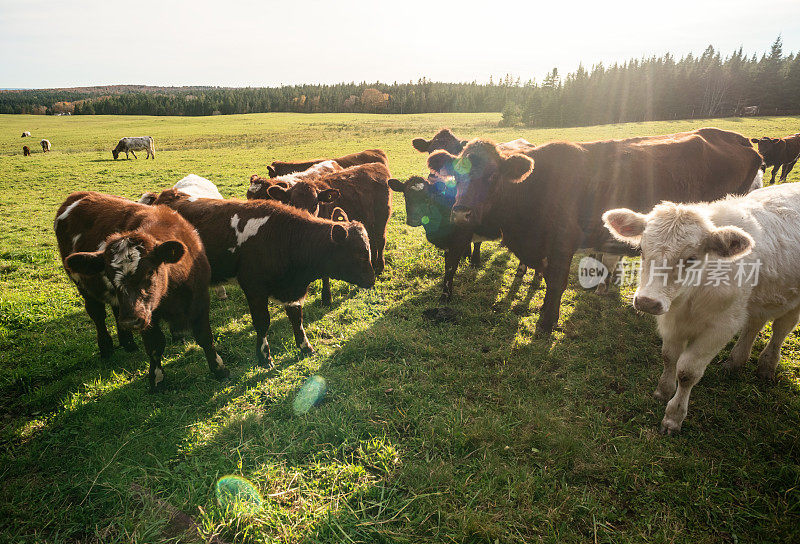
top-left (215, 475), bottom-right (263, 513)
top-left (453, 157), bottom-right (472, 175)
top-left (293, 375), bottom-right (327, 415)
top-left (421, 216), bottom-right (430, 225)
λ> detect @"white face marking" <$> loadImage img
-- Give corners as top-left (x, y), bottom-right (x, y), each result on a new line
top-left (153, 367), bottom-right (164, 385)
top-left (249, 182), bottom-right (261, 194)
top-left (97, 241), bottom-right (107, 252)
top-left (187, 196), bottom-right (198, 202)
top-left (751, 169), bottom-right (764, 191)
top-left (110, 238), bottom-right (141, 288)
top-left (71, 234), bottom-right (81, 250)
top-left (410, 183), bottom-right (424, 192)
top-left (56, 198), bottom-right (84, 222)
top-left (230, 213), bottom-right (270, 247)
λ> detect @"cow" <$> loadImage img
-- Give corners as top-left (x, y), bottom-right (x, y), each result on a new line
top-left (140, 174), bottom-right (229, 299)
top-left (742, 105), bottom-right (760, 116)
top-left (255, 163), bottom-right (392, 305)
top-left (247, 160), bottom-right (343, 199)
top-left (751, 133), bottom-right (800, 184)
top-left (602, 182), bottom-right (800, 434)
top-left (40, 139), bottom-right (51, 152)
top-left (21, 131), bottom-right (30, 138)
top-left (413, 128), bottom-right (534, 157)
top-left (54, 191), bottom-right (229, 392)
top-left (113, 136), bottom-right (155, 160)
top-left (434, 127), bottom-right (764, 336)
top-left (149, 189), bottom-right (375, 366)
top-left (22, 146), bottom-right (30, 156)
top-left (266, 149), bottom-right (388, 178)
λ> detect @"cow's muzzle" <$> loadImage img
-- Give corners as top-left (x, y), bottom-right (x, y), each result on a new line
top-left (633, 295), bottom-right (666, 315)
top-left (451, 206), bottom-right (473, 225)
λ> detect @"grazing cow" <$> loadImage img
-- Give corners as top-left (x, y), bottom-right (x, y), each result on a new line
top-left (54, 191), bottom-right (228, 392)
top-left (22, 146), bottom-right (30, 156)
top-left (603, 182), bottom-right (800, 434)
top-left (113, 136), bottom-right (155, 160)
top-left (751, 133), bottom-right (800, 184)
top-left (247, 160), bottom-right (343, 199)
top-left (40, 139), bottom-right (51, 152)
top-left (266, 149), bottom-right (388, 178)
top-left (742, 105), bottom-right (760, 116)
top-left (413, 128), bottom-right (534, 157)
top-left (434, 127), bottom-right (763, 335)
top-left (257, 163), bottom-right (392, 305)
top-left (140, 174), bottom-right (229, 299)
top-left (150, 189), bottom-right (375, 366)
top-left (21, 131), bottom-right (30, 138)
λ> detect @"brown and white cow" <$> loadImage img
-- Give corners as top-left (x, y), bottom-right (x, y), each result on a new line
top-left (150, 189), bottom-right (375, 366)
top-left (247, 160), bottom-right (342, 200)
top-left (751, 133), bottom-right (800, 184)
top-left (41, 139), bottom-right (51, 152)
top-left (266, 149), bottom-right (388, 178)
top-left (54, 191), bottom-right (229, 392)
top-left (434, 127), bottom-right (764, 335)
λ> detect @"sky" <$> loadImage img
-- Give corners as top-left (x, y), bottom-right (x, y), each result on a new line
top-left (2, 0), bottom-right (800, 89)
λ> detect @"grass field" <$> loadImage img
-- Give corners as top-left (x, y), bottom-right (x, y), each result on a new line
top-left (1, 112), bottom-right (799, 543)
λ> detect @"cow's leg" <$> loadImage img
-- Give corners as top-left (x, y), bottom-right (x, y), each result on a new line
top-left (125, 151), bottom-right (129, 159)
top-left (243, 287), bottom-right (272, 367)
top-left (371, 232), bottom-right (386, 275)
top-left (756, 305), bottom-right (800, 380)
top-left (596, 254), bottom-right (621, 295)
top-left (111, 304), bottom-right (137, 352)
top-left (190, 311), bottom-right (229, 381)
top-left (284, 303), bottom-right (313, 353)
top-left (769, 165), bottom-right (779, 184)
top-left (84, 296), bottom-right (114, 359)
top-left (779, 159), bottom-right (797, 182)
top-left (141, 323), bottom-right (167, 392)
top-left (654, 333), bottom-right (685, 402)
top-left (470, 242), bottom-right (482, 268)
top-left (321, 278), bottom-right (332, 306)
top-left (130, 150), bottom-right (137, 159)
top-left (722, 314), bottom-right (766, 371)
top-left (661, 323), bottom-right (739, 435)
top-left (214, 284), bottom-right (228, 300)
top-left (536, 253), bottom-right (573, 336)
top-left (515, 262), bottom-right (527, 277)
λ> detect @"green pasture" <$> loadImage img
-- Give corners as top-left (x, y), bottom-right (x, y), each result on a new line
top-left (0, 112), bottom-right (799, 543)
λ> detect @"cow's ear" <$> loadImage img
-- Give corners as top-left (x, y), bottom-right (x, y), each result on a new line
top-left (267, 185), bottom-right (290, 203)
top-left (500, 154), bottom-right (534, 183)
top-left (602, 208), bottom-right (647, 245)
top-left (266, 165), bottom-right (277, 178)
top-left (331, 207), bottom-right (348, 222)
top-left (65, 251), bottom-right (105, 276)
top-left (412, 138), bottom-right (430, 153)
top-left (318, 189), bottom-right (340, 203)
top-left (459, 139), bottom-right (469, 148)
top-left (427, 150), bottom-right (456, 174)
top-left (706, 226), bottom-right (753, 260)
top-left (153, 240), bottom-right (185, 264)
top-left (250, 174), bottom-right (260, 182)
top-left (750, 137), bottom-right (759, 144)
top-left (138, 192), bottom-right (157, 205)
top-left (331, 224), bottom-right (348, 244)
top-left (388, 178), bottom-right (405, 192)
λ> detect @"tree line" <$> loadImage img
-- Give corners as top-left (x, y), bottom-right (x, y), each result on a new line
top-left (1, 37), bottom-right (797, 128)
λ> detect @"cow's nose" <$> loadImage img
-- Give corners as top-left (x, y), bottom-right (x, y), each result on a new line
top-left (633, 295), bottom-right (665, 315)
top-left (119, 317), bottom-right (146, 331)
top-left (451, 206), bottom-right (473, 225)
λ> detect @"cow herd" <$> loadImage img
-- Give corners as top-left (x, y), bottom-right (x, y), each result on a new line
top-left (52, 127), bottom-right (800, 435)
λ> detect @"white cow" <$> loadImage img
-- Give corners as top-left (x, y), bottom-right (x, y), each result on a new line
top-left (603, 182), bottom-right (800, 435)
top-left (41, 139), bottom-right (51, 152)
top-left (113, 136), bottom-right (155, 160)
top-left (21, 131), bottom-right (30, 137)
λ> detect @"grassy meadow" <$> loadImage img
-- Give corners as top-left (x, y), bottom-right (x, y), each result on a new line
top-left (1, 112), bottom-right (800, 543)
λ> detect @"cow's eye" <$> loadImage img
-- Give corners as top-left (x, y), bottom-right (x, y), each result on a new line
top-left (686, 256), bottom-right (699, 265)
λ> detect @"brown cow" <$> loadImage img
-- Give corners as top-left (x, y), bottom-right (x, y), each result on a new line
top-left (255, 162), bottom-right (391, 272)
top-left (54, 191), bottom-right (229, 391)
top-left (22, 146), bottom-right (30, 156)
top-left (433, 127), bottom-right (764, 335)
top-left (150, 189), bottom-right (375, 366)
top-left (266, 149), bottom-right (388, 178)
top-left (751, 133), bottom-right (800, 184)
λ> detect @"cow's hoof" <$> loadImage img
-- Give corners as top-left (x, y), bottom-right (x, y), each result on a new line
top-left (99, 340), bottom-right (114, 360)
top-left (721, 357), bottom-right (744, 372)
top-left (148, 382), bottom-right (165, 394)
top-left (256, 356), bottom-right (274, 369)
top-left (321, 296), bottom-right (333, 307)
top-left (756, 367), bottom-right (776, 381)
top-left (470, 259), bottom-right (482, 269)
top-left (534, 325), bottom-right (553, 338)
top-left (659, 419), bottom-right (681, 436)
top-left (213, 366), bottom-right (230, 380)
top-left (653, 388), bottom-right (671, 402)
top-left (121, 341), bottom-right (138, 353)
top-left (299, 343), bottom-right (315, 354)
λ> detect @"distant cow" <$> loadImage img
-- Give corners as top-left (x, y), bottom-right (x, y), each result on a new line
top-left (742, 105), bottom-right (760, 116)
top-left (40, 139), bottom-right (51, 152)
top-left (113, 136), bottom-right (155, 160)
top-left (150, 189), bottom-right (375, 366)
top-left (257, 163), bottom-right (392, 305)
top-left (435, 127), bottom-right (764, 335)
top-left (248, 160), bottom-right (343, 199)
top-left (54, 191), bottom-right (228, 391)
top-left (22, 146), bottom-right (30, 156)
top-left (751, 133), bottom-right (800, 184)
top-left (21, 131), bottom-right (30, 138)
top-left (266, 149), bottom-right (388, 178)
top-left (603, 182), bottom-right (800, 434)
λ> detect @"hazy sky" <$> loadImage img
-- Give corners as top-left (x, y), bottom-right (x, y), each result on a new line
top-left (2, 0), bottom-right (799, 89)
